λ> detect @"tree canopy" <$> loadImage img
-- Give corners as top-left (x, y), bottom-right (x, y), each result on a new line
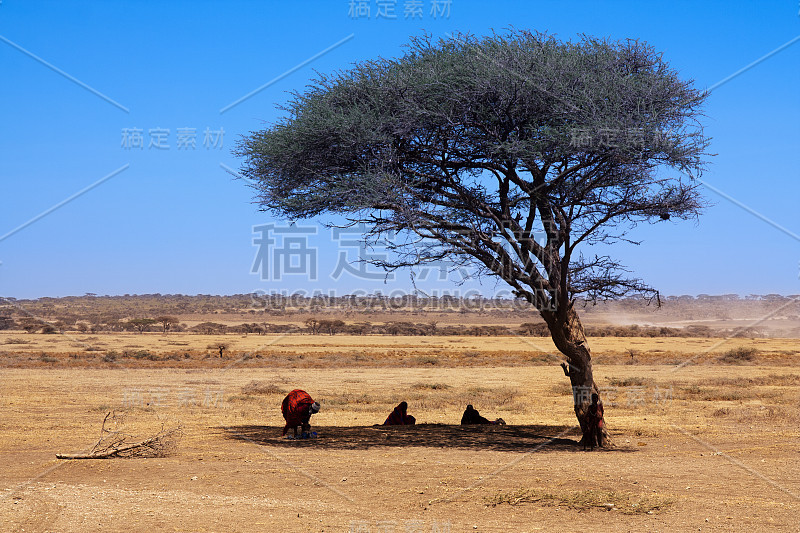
top-left (237, 30), bottom-right (709, 311)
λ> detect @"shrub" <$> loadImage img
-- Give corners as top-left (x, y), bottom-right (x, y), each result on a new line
top-left (719, 347), bottom-right (757, 363)
top-left (4, 337), bottom-right (31, 345)
top-left (411, 382), bottom-right (451, 390)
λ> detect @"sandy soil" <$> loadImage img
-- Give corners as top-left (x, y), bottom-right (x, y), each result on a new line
top-left (1, 358), bottom-right (798, 532)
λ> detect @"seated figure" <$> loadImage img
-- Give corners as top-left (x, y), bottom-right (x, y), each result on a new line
top-left (281, 389), bottom-right (320, 438)
top-left (383, 401), bottom-right (416, 425)
top-left (461, 404), bottom-right (505, 425)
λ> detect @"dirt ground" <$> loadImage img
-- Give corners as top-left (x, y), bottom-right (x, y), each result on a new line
top-left (1, 348), bottom-right (799, 532)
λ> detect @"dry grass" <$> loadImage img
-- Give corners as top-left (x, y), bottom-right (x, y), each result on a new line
top-left (411, 382), bottom-right (452, 390)
top-left (3, 332), bottom-right (800, 370)
top-left (677, 380), bottom-right (790, 403)
top-left (4, 337), bottom-right (31, 345)
top-left (705, 373), bottom-right (800, 387)
top-left (2, 362), bottom-right (799, 531)
top-left (240, 381), bottom-right (287, 395)
top-left (712, 405), bottom-right (798, 423)
top-left (606, 376), bottom-right (654, 387)
top-left (486, 488), bottom-right (673, 514)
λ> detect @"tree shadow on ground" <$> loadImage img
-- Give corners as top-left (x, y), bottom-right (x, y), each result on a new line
top-left (219, 424), bottom-right (612, 453)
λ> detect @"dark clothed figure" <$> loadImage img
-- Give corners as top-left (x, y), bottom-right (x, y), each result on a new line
top-left (461, 405), bottom-right (506, 425)
top-left (383, 401), bottom-right (416, 425)
top-left (461, 404), bottom-right (491, 424)
top-left (584, 393), bottom-right (605, 449)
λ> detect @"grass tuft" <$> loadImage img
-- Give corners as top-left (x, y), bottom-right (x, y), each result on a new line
top-left (4, 337), bottom-right (31, 345)
top-left (411, 382), bottom-right (452, 390)
top-left (241, 381), bottom-right (285, 395)
top-left (487, 488), bottom-right (672, 514)
top-left (607, 376), bottom-right (653, 387)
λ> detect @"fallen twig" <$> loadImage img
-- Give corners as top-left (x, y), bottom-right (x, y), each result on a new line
top-left (56, 411), bottom-right (181, 459)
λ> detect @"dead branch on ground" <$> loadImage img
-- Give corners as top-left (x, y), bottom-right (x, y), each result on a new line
top-left (56, 411), bottom-right (182, 459)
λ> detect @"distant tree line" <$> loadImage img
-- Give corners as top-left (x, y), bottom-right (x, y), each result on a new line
top-left (0, 313), bottom-right (768, 338)
top-left (4, 292), bottom-right (797, 321)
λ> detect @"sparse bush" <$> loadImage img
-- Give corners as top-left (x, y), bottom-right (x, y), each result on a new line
top-left (519, 322), bottom-right (549, 336)
top-left (712, 407), bottom-right (731, 417)
top-left (411, 382), bottom-right (451, 390)
top-left (679, 384), bottom-right (703, 397)
top-left (124, 349), bottom-right (157, 360)
top-left (719, 347), bottom-right (757, 363)
top-left (608, 376), bottom-right (653, 387)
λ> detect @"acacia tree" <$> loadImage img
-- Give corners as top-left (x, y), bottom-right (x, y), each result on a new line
top-left (235, 31), bottom-right (710, 444)
top-left (156, 315), bottom-right (179, 333)
top-left (127, 318), bottom-right (157, 334)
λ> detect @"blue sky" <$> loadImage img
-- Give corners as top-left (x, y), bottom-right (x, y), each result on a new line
top-left (1, 0), bottom-right (798, 299)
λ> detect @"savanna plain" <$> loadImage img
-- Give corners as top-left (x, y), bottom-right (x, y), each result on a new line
top-left (1, 301), bottom-right (799, 532)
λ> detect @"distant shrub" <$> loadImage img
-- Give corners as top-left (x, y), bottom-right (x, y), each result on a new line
top-left (719, 347), bottom-right (757, 363)
top-left (411, 382), bottom-right (451, 390)
top-left (519, 323), bottom-right (549, 336)
top-left (124, 349), bottom-right (158, 360)
top-left (607, 376), bottom-right (653, 387)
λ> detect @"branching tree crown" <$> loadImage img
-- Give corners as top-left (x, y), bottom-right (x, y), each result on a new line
top-left (237, 31), bottom-right (708, 311)
top-left (235, 30), bottom-right (711, 443)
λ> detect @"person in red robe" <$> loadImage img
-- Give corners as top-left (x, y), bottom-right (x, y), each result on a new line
top-left (383, 401), bottom-right (416, 425)
top-left (281, 389), bottom-right (320, 437)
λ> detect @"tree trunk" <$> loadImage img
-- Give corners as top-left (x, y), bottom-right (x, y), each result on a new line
top-left (541, 304), bottom-right (609, 448)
